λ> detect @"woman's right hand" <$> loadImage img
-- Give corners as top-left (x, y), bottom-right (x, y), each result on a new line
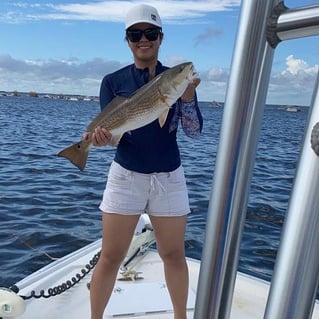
top-left (82, 126), bottom-right (112, 147)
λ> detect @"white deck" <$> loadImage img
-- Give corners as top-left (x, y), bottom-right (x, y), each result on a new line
top-left (5, 239), bottom-right (319, 319)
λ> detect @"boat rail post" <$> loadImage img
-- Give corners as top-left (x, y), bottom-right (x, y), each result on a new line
top-left (193, 0), bottom-right (279, 318)
top-left (263, 4), bottom-right (319, 318)
top-left (263, 70), bottom-right (319, 319)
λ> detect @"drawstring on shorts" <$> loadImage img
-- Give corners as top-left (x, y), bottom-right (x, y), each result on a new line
top-left (150, 174), bottom-right (166, 194)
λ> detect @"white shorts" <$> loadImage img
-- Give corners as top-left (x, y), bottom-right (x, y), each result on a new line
top-left (99, 161), bottom-right (190, 217)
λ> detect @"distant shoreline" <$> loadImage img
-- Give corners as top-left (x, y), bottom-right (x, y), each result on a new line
top-left (0, 90), bottom-right (99, 102)
top-left (0, 91), bottom-right (308, 108)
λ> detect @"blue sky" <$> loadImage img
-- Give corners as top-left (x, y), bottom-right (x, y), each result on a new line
top-left (0, 0), bottom-right (318, 105)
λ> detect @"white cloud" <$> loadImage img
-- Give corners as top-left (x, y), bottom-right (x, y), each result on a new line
top-left (0, 54), bottom-right (123, 95)
top-left (1, 53), bottom-right (318, 105)
top-left (1, 1), bottom-right (241, 24)
top-left (163, 55), bottom-right (189, 67)
top-left (282, 54), bottom-right (317, 76)
top-left (267, 55), bottom-right (319, 105)
top-left (204, 66), bottom-right (229, 82)
top-left (276, 55), bottom-right (318, 85)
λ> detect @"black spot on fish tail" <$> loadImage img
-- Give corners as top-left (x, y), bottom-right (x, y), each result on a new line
top-left (58, 140), bottom-right (90, 171)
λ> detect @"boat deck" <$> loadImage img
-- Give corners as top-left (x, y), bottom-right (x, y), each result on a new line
top-left (9, 239), bottom-right (319, 319)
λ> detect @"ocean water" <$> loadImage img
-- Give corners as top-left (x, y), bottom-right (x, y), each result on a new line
top-left (0, 95), bottom-right (317, 297)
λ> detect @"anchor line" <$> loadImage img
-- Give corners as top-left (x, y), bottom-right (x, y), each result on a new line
top-left (10, 251), bottom-right (101, 300)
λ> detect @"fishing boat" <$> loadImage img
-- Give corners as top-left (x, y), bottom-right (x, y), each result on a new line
top-left (210, 100), bottom-right (223, 108)
top-left (285, 105), bottom-right (301, 112)
top-left (2, 1), bottom-right (319, 319)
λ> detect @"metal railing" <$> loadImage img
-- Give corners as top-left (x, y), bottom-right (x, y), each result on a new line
top-left (194, 1), bottom-right (319, 318)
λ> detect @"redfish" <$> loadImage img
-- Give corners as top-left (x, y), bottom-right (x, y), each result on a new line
top-left (58, 62), bottom-right (196, 171)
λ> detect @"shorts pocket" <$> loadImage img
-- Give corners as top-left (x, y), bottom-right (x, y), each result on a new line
top-left (167, 166), bottom-right (186, 187)
top-left (106, 162), bottom-right (132, 190)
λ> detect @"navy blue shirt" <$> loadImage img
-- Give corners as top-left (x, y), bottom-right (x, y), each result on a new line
top-left (99, 61), bottom-right (203, 173)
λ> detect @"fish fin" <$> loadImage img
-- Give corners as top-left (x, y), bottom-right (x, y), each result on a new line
top-left (109, 135), bottom-right (123, 147)
top-left (57, 140), bottom-right (91, 171)
top-left (158, 109), bottom-right (169, 127)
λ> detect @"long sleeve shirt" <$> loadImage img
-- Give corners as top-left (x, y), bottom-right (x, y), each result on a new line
top-left (99, 61), bottom-right (203, 173)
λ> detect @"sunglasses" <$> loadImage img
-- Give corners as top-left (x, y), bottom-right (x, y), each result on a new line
top-left (126, 28), bottom-right (162, 43)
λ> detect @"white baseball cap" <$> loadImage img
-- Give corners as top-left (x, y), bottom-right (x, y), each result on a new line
top-left (125, 4), bottom-right (162, 30)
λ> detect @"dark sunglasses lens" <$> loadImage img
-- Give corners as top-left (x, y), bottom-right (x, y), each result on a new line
top-left (127, 29), bottom-right (161, 42)
top-left (144, 29), bottom-right (160, 41)
top-left (126, 30), bottom-right (143, 42)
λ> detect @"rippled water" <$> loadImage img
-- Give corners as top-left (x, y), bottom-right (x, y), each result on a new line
top-left (0, 96), bottom-right (315, 297)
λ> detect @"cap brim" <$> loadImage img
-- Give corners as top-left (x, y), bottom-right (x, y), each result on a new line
top-left (126, 20), bottom-right (162, 29)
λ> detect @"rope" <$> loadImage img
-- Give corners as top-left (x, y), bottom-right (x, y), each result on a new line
top-left (9, 226), bottom-right (154, 300)
top-left (10, 250), bottom-right (101, 300)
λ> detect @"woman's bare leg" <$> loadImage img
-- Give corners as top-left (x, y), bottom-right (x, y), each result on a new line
top-left (150, 215), bottom-right (188, 319)
top-left (90, 213), bottom-right (140, 319)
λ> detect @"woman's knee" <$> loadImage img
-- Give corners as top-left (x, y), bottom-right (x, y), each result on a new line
top-left (158, 247), bottom-right (185, 264)
top-left (99, 249), bottom-right (126, 268)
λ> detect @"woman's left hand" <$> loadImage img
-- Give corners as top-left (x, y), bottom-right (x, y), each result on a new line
top-left (181, 78), bottom-right (201, 102)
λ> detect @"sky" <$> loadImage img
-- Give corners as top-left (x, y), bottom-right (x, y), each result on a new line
top-left (0, 0), bottom-right (318, 106)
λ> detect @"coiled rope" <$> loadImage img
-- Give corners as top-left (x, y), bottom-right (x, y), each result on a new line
top-left (10, 251), bottom-right (100, 300)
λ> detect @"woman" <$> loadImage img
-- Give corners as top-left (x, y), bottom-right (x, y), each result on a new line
top-left (87, 4), bottom-right (203, 319)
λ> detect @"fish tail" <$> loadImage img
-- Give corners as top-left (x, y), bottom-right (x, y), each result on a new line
top-left (57, 140), bottom-right (91, 171)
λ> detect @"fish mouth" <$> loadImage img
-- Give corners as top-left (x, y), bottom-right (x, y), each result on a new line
top-left (187, 63), bottom-right (197, 81)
